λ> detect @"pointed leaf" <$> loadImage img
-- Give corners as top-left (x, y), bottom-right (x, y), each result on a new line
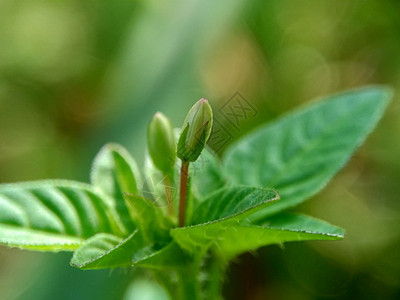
top-left (71, 230), bottom-right (146, 270)
top-left (190, 187), bottom-right (279, 225)
top-left (223, 86), bottom-right (392, 221)
top-left (216, 212), bottom-right (345, 257)
top-left (261, 212), bottom-right (345, 235)
top-left (91, 143), bottom-right (142, 233)
top-left (173, 213), bottom-right (343, 257)
top-left (0, 181), bottom-right (124, 251)
top-left (171, 187), bottom-right (279, 253)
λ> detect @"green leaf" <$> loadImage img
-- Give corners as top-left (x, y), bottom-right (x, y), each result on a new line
top-left (91, 143), bottom-right (142, 233)
top-left (191, 147), bottom-right (227, 201)
top-left (143, 148), bottom-right (177, 209)
top-left (71, 230), bottom-right (146, 270)
top-left (190, 186), bottom-right (279, 225)
top-left (223, 86), bottom-right (392, 221)
top-left (124, 194), bottom-right (172, 245)
top-left (186, 148), bottom-right (227, 225)
top-left (219, 213), bottom-right (345, 258)
top-left (0, 180), bottom-right (124, 251)
top-left (71, 234), bottom-right (190, 270)
top-left (261, 212), bottom-right (346, 236)
top-left (171, 187), bottom-right (279, 253)
top-left (173, 213), bottom-right (344, 258)
top-left (134, 242), bottom-right (191, 270)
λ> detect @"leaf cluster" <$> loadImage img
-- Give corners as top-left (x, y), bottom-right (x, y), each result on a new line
top-left (0, 87), bottom-right (392, 299)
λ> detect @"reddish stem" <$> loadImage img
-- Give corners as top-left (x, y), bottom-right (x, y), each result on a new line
top-left (179, 161), bottom-right (190, 227)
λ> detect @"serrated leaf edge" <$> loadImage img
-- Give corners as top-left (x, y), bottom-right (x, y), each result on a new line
top-left (70, 229), bottom-right (139, 268)
top-left (186, 187), bottom-right (280, 228)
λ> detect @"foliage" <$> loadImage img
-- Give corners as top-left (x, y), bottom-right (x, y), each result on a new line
top-left (0, 86), bottom-right (391, 299)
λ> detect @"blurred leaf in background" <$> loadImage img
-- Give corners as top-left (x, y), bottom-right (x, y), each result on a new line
top-left (1, 0), bottom-right (400, 299)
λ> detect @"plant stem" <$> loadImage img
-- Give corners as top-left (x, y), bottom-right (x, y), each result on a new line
top-left (177, 268), bottom-right (202, 300)
top-left (179, 161), bottom-right (190, 227)
top-left (204, 253), bottom-right (228, 300)
top-left (164, 176), bottom-right (174, 216)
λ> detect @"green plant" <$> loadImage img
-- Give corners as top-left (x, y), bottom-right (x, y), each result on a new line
top-left (0, 86), bottom-right (392, 299)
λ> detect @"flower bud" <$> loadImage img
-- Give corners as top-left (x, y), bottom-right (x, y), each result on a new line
top-left (147, 112), bottom-right (176, 174)
top-left (177, 98), bottom-right (213, 162)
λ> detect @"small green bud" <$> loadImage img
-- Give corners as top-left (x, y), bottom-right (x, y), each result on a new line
top-left (147, 112), bottom-right (176, 174)
top-left (177, 98), bottom-right (213, 162)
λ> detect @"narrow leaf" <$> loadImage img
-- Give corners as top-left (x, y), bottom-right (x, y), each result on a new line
top-left (223, 86), bottom-right (392, 221)
top-left (0, 181), bottom-right (123, 251)
top-left (91, 143), bottom-right (142, 233)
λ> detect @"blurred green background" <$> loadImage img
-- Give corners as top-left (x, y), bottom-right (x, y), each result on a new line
top-left (1, 0), bottom-right (400, 299)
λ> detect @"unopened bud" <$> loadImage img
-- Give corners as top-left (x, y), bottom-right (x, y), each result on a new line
top-left (147, 112), bottom-right (176, 174)
top-left (177, 98), bottom-right (213, 162)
